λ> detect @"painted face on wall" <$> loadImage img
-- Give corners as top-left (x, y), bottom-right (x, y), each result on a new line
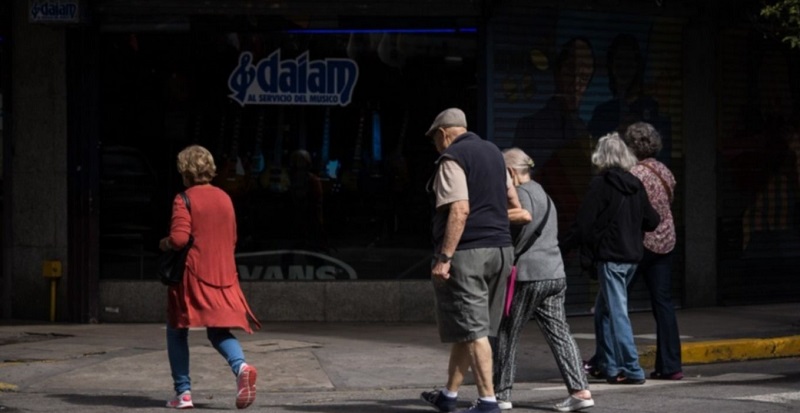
top-left (556, 39), bottom-right (594, 112)
top-left (611, 48), bottom-right (638, 97)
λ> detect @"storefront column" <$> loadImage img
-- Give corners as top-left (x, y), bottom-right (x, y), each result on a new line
top-left (9, 0), bottom-right (69, 320)
top-left (683, 4), bottom-right (717, 307)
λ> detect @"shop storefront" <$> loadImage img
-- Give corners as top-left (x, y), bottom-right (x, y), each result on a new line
top-left (16, 0), bottom-right (759, 323)
top-left (88, 1), bottom-right (691, 319)
top-left (93, 6), bottom-right (482, 287)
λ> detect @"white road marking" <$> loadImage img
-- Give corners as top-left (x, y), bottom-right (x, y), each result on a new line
top-left (734, 391), bottom-right (800, 403)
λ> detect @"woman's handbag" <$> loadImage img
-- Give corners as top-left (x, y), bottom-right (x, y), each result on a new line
top-left (158, 192), bottom-right (193, 286)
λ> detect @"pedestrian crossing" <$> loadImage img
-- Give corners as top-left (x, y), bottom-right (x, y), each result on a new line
top-left (733, 391), bottom-right (800, 404)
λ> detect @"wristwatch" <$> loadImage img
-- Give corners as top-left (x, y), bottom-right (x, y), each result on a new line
top-left (434, 252), bottom-right (453, 263)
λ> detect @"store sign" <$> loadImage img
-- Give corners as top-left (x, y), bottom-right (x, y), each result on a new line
top-left (228, 50), bottom-right (359, 107)
top-left (236, 250), bottom-right (358, 280)
top-left (29, 0), bottom-right (80, 23)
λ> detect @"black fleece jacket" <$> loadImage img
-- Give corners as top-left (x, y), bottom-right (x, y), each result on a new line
top-left (560, 167), bottom-right (660, 263)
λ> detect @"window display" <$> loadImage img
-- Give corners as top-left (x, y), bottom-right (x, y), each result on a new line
top-left (98, 20), bottom-right (478, 280)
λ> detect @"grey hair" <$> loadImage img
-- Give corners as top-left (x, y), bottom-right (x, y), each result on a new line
top-left (623, 121), bottom-right (662, 160)
top-left (591, 132), bottom-right (638, 171)
top-left (502, 147), bottom-right (535, 176)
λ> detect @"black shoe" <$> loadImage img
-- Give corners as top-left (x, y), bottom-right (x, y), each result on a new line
top-left (460, 399), bottom-right (501, 413)
top-left (650, 371), bottom-right (684, 380)
top-left (421, 389), bottom-right (458, 412)
top-left (582, 359), bottom-right (605, 379)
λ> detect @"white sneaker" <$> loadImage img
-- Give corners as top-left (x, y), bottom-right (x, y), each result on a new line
top-left (553, 395), bottom-right (594, 412)
top-left (166, 390), bottom-right (193, 409)
top-left (498, 399), bottom-right (513, 410)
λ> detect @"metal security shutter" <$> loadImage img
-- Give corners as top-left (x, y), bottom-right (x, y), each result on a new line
top-left (92, 0), bottom-right (483, 36)
top-left (716, 28), bottom-right (800, 305)
top-left (488, 2), bottom-right (686, 314)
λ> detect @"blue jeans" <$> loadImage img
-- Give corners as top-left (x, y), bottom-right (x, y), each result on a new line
top-left (166, 325), bottom-right (246, 394)
top-left (632, 250), bottom-right (682, 374)
top-left (594, 261), bottom-right (644, 380)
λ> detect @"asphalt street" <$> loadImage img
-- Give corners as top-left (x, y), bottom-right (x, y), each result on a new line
top-left (0, 303), bottom-right (798, 412)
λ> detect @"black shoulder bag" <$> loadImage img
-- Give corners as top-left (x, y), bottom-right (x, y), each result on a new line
top-left (158, 192), bottom-right (194, 286)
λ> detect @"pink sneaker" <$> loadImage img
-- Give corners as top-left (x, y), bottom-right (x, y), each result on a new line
top-left (166, 390), bottom-right (193, 409)
top-left (235, 363), bottom-right (257, 409)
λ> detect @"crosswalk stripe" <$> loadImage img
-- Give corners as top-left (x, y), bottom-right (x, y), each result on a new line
top-left (734, 391), bottom-right (800, 403)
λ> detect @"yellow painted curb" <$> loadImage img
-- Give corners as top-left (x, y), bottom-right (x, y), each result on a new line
top-left (639, 335), bottom-right (800, 369)
top-left (0, 381), bottom-right (19, 392)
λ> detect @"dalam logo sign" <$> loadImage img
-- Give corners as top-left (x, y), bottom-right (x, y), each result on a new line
top-left (29, 0), bottom-right (80, 23)
top-left (228, 50), bottom-right (359, 107)
top-left (235, 250), bottom-right (357, 280)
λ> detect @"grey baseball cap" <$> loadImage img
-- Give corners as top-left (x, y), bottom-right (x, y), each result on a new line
top-left (425, 108), bottom-right (467, 137)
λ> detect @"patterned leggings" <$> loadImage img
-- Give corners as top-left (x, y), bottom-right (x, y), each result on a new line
top-left (493, 278), bottom-right (588, 400)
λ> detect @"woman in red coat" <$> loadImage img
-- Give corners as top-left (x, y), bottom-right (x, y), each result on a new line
top-left (159, 145), bottom-right (261, 409)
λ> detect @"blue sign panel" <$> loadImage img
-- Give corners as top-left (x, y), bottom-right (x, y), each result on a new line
top-left (228, 50), bottom-right (359, 107)
top-left (29, 0), bottom-right (80, 23)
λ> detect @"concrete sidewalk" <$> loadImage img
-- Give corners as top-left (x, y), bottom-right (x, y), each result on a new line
top-left (0, 303), bottom-right (798, 400)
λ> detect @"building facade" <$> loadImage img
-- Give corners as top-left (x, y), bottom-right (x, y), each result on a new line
top-left (2, 0), bottom-right (796, 323)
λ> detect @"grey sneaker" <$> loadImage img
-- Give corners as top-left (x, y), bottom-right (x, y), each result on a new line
top-left (553, 395), bottom-right (594, 412)
top-left (421, 389), bottom-right (458, 412)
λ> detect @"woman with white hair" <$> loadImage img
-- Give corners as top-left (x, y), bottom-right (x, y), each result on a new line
top-left (560, 132), bottom-right (660, 385)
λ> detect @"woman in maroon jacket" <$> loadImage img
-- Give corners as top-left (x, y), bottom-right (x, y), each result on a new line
top-left (624, 122), bottom-right (682, 380)
top-left (159, 145), bottom-right (260, 409)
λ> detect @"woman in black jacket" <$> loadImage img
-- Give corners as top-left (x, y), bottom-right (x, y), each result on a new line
top-left (560, 132), bottom-right (660, 385)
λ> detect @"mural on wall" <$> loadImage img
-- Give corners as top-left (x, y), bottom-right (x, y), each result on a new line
top-left (492, 9), bottom-right (684, 280)
top-left (717, 30), bottom-right (800, 303)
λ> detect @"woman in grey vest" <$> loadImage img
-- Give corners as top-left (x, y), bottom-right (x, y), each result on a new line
top-left (493, 148), bottom-right (594, 412)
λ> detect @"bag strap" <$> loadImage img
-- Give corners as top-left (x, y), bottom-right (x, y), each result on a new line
top-left (179, 192), bottom-right (194, 242)
top-left (179, 191), bottom-right (191, 213)
top-left (639, 161), bottom-right (673, 203)
top-left (514, 187), bottom-right (552, 264)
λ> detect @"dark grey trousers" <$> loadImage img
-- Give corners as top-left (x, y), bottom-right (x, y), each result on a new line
top-left (493, 278), bottom-right (589, 400)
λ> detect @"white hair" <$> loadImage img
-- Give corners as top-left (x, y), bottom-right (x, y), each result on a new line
top-left (591, 132), bottom-right (638, 171)
top-left (502, 147), bottom-right (535, 176)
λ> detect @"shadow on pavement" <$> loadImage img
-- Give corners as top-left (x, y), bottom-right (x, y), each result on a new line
top-left (48, 393), bottom-right (163, 409)
top-left (275, 398), bottom-right (427, 412)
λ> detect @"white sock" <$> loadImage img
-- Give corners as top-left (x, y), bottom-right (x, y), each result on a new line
top-left (480, 396), bottom-right (497, 403)
top-left (443, 389), bottom-right (458, 398)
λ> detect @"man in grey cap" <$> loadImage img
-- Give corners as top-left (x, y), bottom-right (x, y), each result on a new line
top-left (420, 108), bottom-right (529, 413)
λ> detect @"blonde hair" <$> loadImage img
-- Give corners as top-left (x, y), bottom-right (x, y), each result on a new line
top-left (177, 145), bottom-right (216, 185)
top-left (591, 132), bottom-right (638, 171)
top-left (502, 147), bottom-right (535, 176)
